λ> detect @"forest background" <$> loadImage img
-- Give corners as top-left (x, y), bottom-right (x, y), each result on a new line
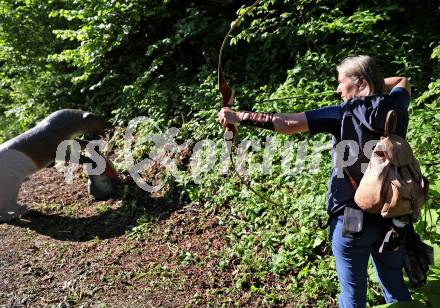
top-left (1, 0), bottom-right (440, 306)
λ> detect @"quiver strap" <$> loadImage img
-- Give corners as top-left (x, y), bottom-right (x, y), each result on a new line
top-left (384, 110), bottom-right (397, 137)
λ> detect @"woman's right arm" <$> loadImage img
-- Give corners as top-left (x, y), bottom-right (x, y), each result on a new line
top-left (384, 77), bottom-right (411, 96)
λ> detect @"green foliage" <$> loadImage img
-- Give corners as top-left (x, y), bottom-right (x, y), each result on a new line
top-left (126, 213), bottom-right (157, 241)
top-left (1, 0), bottom-right (440, 306)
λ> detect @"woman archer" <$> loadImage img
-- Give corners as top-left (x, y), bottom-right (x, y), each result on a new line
top-left (218, 55), bottom-right (412, 307)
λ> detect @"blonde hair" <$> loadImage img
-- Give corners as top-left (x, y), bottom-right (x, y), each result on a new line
top-left (337, 55), bottom-right (385, 95)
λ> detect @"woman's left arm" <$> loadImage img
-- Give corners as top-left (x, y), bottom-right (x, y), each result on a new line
top-left (218, 108), bottom-right (309, 135)
top-left (271, 112), bottom-right (309, 135)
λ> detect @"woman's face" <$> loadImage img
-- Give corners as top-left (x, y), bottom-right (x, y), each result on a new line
top-left (336, 72), bottom-right (364, 102)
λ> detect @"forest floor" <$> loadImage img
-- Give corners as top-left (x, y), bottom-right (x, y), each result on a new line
top-left (0, 167), bottom-right (251, 307)
top-left (2, 167), bottom-right (439, 307)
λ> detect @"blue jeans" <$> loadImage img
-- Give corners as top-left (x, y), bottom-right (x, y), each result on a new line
top-left (330, 215), bottom-right (412, 308)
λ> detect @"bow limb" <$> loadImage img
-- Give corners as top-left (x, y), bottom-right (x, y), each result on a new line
top-left (218, 35), bottom-right (236, 141)
top-left (218, 68), bottom-right (236, 142)
top-left (217, 0), bottom-right (262, 141)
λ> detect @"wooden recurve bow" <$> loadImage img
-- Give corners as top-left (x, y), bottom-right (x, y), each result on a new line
top-left (217, 1), bottom-right (302, 228)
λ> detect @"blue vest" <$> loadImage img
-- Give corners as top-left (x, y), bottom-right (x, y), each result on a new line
top-left (305, 88), bottom-right (410, 215)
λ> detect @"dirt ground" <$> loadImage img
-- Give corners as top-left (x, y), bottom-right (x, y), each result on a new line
top-left (0, 168), bottom-right (240, 307)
